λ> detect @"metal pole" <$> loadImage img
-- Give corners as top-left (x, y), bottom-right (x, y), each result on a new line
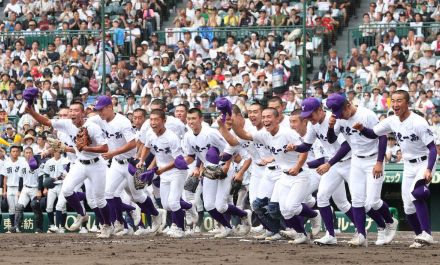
top-left (302, 0), bottom-right (307, 99)
top-left (101, 0), bottom-right (106, 94)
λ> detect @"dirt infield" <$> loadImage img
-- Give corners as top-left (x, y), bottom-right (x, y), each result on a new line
top-left (0, 232), bottom-right (438, 265)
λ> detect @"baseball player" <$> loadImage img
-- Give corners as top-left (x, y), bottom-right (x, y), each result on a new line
top-left (326, 93), bottom-right (398, 246)
top-left (1, 145), bottom-right (26, 231)
top-left (182, 108), bottom-right (251, 238)
top-left (352, 90), bottom-right (436, 248)
top-left (138, 109), bottom-right (189, 237)
top-left (25, 102), bottom-right (113, 238)
top-left (291, 98), bottom-right (356, 245)
top-left (44, 150), bottom-right (70, 233)
top-left (232, 107), bottom-right (320, 244)
top-left (91, 96), bottom-right (166, 236)
top-left (8, 147), bottom-right (43, 233)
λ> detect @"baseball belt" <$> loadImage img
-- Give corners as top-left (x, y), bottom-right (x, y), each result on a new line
top-left (79, 157), bottom-right (100, 165)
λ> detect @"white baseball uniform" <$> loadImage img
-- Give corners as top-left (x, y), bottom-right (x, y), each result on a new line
top-left (145, 128), bottom-right (187, 212)
top-left (332, 107), bottom-right (384, 211)
top-left (1, 157), bottom-right (27, 214)
top-left (251, 128), bottom-right (310, 219)
top-left (44, 156), bottom-right (70, 213)
top-left (17, 160), bottom-right (41, 207)
top-left (183, 126), bottom-right (230, 213)
top-left (52, 119), bottom-right (108, 209)
top-left (372, 112), bottom-right (436, 215)
top-left (304, 112), bottom-right (352, 213)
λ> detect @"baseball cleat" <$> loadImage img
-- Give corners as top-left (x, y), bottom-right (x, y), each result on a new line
top-left (97, 224), bottom-right (112, 238)
top-left (209, 226), bottom-right (222, 234)
top-left (310, 211), bottom-right (322, 237)
top-left (375, 228), bottom-right (386, 246)
top-left (134, 227), bottom-right (150, 236)
top-left (194, 226), bottom-right (201, 233)
top-left (415, 231), bottom-right (435, 245)
top-left (384, 217), bottom-right (398, 244)
top-left (166, 224), bottom-right (178, 236)
top-left (251, 225), bottom-right (264, 234)
top-left (280, 228), bottom-right (298, 239)
top-left (334, 228), bottom-right (341, 235)
top-left (150, 209), bottom-right (166, 234)
top-left (115, 228), bottom-right (129, 236)
top-left (265, 233), bottom-right (282, 241)
top-left (254, 230), bottom-right (272, 240)
top-left (238, 210), bottom-right (252, 235)
top-left (289, 233), bottom-right (309, 244)
top-left (113, 221), bottom-right (124, 234)
top-left (169, 227), bottom-right (185, 238)
top-left (68, 214), bottom-right (89, 232)
top-left (57, 227), bottom-right (66, 234)
top-left (348, 233), bottom-right (368, 247)
top-left (131, 206), bottom-right (142, 227)
top-left (314, 232), bottom-right (337, 246)
top-left (79, 227), bottom-right (89, 234)
top-left (48, 225), bottom-right (58, 233)
top-left (89, 225), bottom-right (99, 233)
top-left (409, 241), bottom-right (425, 249)
top-left (214, 227), bottom-right (232, 238)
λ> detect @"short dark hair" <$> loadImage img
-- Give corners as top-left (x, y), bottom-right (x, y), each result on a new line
top-left (70, 101), bottom-right (85, 111)
top-left (10, 145), bottom-right (23, 152)
top-left (150, 109), bottom-right (166, 120)
top-left (268, 96), bottom-right (283, 106)
top-left (188, 107), bottom-right (202, 118)
top-left (290, 109), bottom-right (302, 117)
top-left (250, 102), bottom-right (263, 111)
top-left (151, 99), bottom-right (166, 110)
top-left (133, 108), bottom-right (147, 118)
top-left (263, 107), bottom-right (279, 117)
top-left (24, 146), bottom-right (33, 153)
top-left (175, 104), bottom-right (188, 112)
top-left (232, 104), bottom-right (241, 115)
top-left (392, 90), bottom-right (410, 103)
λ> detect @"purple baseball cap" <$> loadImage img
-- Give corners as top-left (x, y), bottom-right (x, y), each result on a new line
top-left (326, 93), bottom-right (346, 119)
top-left (300, 98), bottom-right (321, 118)
top-left (94, 96), bottom-right (112, 110)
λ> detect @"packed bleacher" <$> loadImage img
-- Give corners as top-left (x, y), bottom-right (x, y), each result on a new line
top-left (0, 0), bottom-right (438, 166)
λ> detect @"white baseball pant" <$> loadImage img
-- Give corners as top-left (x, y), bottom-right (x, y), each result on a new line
top-left (256, 166), bottom-right (282, 199)
top-left (160, 170), bottom-right (187, 211)
top-left (304, 170), bottom-right (321, 208)
top-left (401, 160), bottom-right (433, 215)
top-left (349, 155), bottom-right (384, 212)
top-left (7, 186), bottom-right (19, 214)
top-left (249, 164), bottom-right (264, 209)
top-left (61, 159), bottom-right (107, 209)
top-left (17, 186), bottom-right (38, 207)
top-left (46, 184), bottom-right (67, 213)
top-left (202, 167), bottom-right (234, 213)
top-left (105, 162), bottom-right (147, 203)
top-left (270, 170), bottom-right (311, 219)
top-left (317, 159), bottom-right (352, 213)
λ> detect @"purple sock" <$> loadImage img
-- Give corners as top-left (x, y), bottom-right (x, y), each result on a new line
top-left (77, 192), bottom-right (86, 201)
top-left (65, 193), bottom-right (85, 216)
top-left (113, 197), bottom-right (124, 223)
top-left (367, 209), bottom-right (385, 229)
top-left (406, 213), bottom-right (422, 235)
top-left (225, 204), bottom-right (247, 218)
top-left (377, 201), bottom-right (394, 224)
top-left (106, 198), bottom-right (116, 224)
top-left (299, 203), bottom-right (318, 218)
top-left (92, 208), bottom-right (103, 226)
top-left (208, 209), bottom-right (232, 229)
top-left (319, 206), bottom-right (335, 237)
top-left (180, 198), bottom-right (192, 210)
top-left (100, 203), bottom-right (111, 225)
top-left (172, 209), bottom-right (185, 230)
top-left (285, 216), bottom-right (305, 234)
top-left (137, 197), bottom-right (158, 216)
top-left (121, 203), bottom-right (136, 212)
top-left (353, 207), bottom-right (366, 236)
top-left (413, 199), bottom-right (431, 234)
top-left (344, 207), bottom-right (356, 225)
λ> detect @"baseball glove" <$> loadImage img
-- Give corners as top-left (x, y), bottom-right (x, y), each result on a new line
top-left (47, 137), bottom-right (67, 153)
top-left (230, 179), bottom-right (242, 196)
top-left (202, 165), bottom-right (227, 180)
top-left (75, 127), bottom-right (92, 151)
top-left (133, 167), bottom-right (147, 190)
top-left (184, 176), bottom-right (200, 193)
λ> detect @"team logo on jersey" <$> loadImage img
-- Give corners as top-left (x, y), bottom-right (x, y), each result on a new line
top-left (152, 145), bottom-right (171, 154)
top-left (316, 133), bottom-right (328, 141)
top-left (268, 145), bottom-right (287, 155)
top-left (340, 126), bottom-right (360, 136)
top-left (426, 129), bottom-right (434, 137)
top-left (394, 132), bottom-right (420, 142)
top-left (103, 130), bottom-right (123, 140)
top-left (193, 144), bottom-right (211, 153)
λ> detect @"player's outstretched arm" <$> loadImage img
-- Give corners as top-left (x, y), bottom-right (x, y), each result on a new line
top-left (83, 144), bottom-right (108, 154)
top-left (26, 105), bottom-right (52, 127)
top-left (217, 117), bottom-right (240, 146)
top-left (353, 122), bottom-right (379, 139)
top-left (136, 146), bottom-right (151, 168)
top-left (287, 152), bottom-right (308, 176)
top-left (231, 115), bottom-right (253, 141)
top-left (103, 139), bottom-right (137, 160)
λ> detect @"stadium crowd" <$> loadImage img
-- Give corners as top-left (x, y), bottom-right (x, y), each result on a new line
top-left (0, 0), bottom-right (439, 167)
